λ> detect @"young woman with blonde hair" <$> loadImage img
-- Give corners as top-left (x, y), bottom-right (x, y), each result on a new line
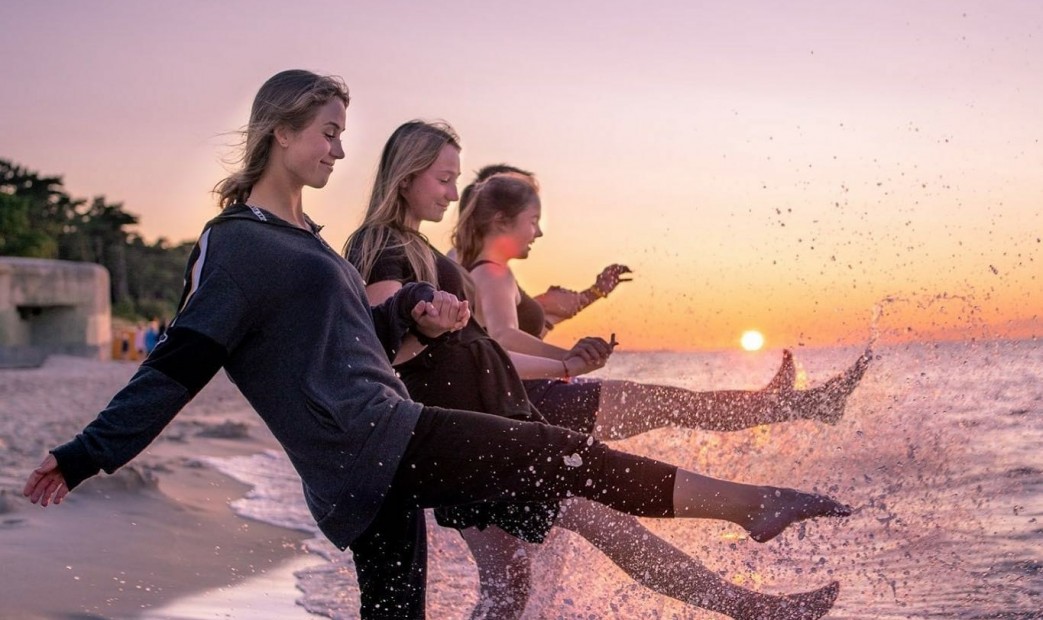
top-left (344, 120), bottom-right (852, 619)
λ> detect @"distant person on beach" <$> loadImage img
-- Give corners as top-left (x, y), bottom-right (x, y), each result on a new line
top-left (144, 318), bottom-right (159, 354)
top-left (345, 120), bottom-right (853, 619)
top-left (133, 322), bottom-right (146, 358)
top-left (24, 71), bottom-right (850, 620)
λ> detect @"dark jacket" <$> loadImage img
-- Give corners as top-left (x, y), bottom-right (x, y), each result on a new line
top-left (53, 204), bottom-right (435, 549)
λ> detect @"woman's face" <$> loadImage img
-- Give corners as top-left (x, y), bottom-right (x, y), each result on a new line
top-left (498, 199), bottom-right (543, 260)
top-left (279, 98), bottom-right (346, 189)
top-left (402, 144), bottom-right (460, 228)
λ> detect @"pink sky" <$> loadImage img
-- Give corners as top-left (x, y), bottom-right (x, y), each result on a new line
top-left (3, 1), bottom-right (1040, 349)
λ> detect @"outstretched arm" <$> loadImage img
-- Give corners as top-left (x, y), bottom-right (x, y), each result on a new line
top-left (24, 324), bottom-right (228, 505)
top-left (539, 264), bottom-right (632, 330)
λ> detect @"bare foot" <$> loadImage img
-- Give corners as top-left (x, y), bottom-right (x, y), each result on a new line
top-left (784, 348), bottom-right (873, 425)
top-left (765, 349), bottom-right (796, 393)
top-left (742, 487), bottom-right (851, 543)
top-left (732, 581), bottom-right (840, 620)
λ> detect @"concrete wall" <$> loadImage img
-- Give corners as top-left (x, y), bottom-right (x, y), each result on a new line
top-left (0, 258), bottom-right (111, 368)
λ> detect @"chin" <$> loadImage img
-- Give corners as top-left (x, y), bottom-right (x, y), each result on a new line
top-left (309, 172), bottom-right (333, 189)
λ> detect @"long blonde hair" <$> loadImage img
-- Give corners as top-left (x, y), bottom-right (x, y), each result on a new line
top-left (345, 120), bottom-right (460, 286)
top-left (213, 70), bottom-right (350, 209)
top-left (453, 174), bottom-right (540, 269)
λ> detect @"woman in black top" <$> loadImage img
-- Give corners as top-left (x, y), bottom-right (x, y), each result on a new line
top-left (344, 120), bottom-right (850, 620)
top-left (455, 164), bottom-right (871, 438)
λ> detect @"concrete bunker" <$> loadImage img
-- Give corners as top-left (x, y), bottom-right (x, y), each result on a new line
top-left (0, 257), bottom-right (110, 368)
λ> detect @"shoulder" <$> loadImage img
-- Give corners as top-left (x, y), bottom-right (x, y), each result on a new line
top-left (345, 227), bottom-right (392, 263)
top-left (471, 262), bottom-right (518, 295)
top-left (349, 227), bottom-right (415, 283)
top-left (202, 218), bottom-right (308, 271)
top-left (471, 260), bottom-right (514, 281)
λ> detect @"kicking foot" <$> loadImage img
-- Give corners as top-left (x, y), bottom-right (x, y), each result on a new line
top-left (742, 487), bottom-right (851, 543)
top-left (777, 581), bottom-right (840, 619)
top-left (785, 348), bottom-right (873, 425)
top-left (730, 581), bottom-right (839, 620)
top-left (747, 581), bottom-right (840, 620)
top-left (765, 349), bottom-right (797, 393)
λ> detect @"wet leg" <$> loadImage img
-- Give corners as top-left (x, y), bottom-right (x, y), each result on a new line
top-left (673, 470), bottom-right (851, 543)
top-left (558, 499), bottom-right (840, 619)
top-left (593, 348), bottom-right (872, 437)
top-left (460, 526), bottom-right (534, 620)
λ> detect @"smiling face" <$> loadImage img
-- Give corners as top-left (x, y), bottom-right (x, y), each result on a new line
top-left (279, 98), bottom-right (347, 189)
top-left (401, 144), bottom-right (461, 228)
top-left (498, 198), bottom-right (543, 259)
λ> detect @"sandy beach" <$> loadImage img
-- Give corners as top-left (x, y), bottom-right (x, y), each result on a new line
top-left (0, 355), bottom-right (316, 619)
top-left (4, 344), bottom-right (1040, 619)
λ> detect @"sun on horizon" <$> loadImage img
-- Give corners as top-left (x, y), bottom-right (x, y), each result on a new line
top-left (740, 330), bottom-right (765, 352)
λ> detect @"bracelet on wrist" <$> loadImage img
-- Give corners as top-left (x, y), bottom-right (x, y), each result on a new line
top-left (561, 358), bottom-right (571, 381)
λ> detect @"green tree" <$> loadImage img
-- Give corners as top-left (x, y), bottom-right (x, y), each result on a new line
top-left (65, 196), bottom-right (139, 306)
top-left (0, 159), bottom-right (80, 257)
top-left (125, 236), bottom-right (193, 320)
top-left (2, 158), bottom-right (190, 320)
top-left (0, 192), bottom-right (54, 256)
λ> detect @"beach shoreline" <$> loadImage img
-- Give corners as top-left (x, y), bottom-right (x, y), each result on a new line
top-left (0, 355), bottom-right (322, 619)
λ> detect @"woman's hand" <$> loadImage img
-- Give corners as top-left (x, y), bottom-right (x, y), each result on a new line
top-left (593, 264), bottom-right (633, 296)
top-left (563, 335), bottom-right (615, 376)
top-left (412, 291), bottom-right (470, 339)
top-left (23, 453), bottom-right (68, 507)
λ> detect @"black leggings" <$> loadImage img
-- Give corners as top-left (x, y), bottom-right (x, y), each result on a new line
top-left (348, 405), bottom-right (677, 619)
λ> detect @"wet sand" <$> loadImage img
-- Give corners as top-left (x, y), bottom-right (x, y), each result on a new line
top-left (0, 356), bottom-right (316, 619)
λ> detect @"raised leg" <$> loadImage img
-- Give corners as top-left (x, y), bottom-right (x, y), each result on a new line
top-left (557, 499), bottom-right (840, 619)
top-left (593, 348), bottom-right (872, 437)
top-left (396, 407), bottom-right (851, 550)
top-left (672, 470), bottom-right (851, 542)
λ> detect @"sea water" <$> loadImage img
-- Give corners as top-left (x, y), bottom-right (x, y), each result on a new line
top-left (204, 339), bottom-right (1042, 619)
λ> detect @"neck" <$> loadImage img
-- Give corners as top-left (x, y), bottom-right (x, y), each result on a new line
top-left (247, 178), bottom-right (307, 229)
top-left (477, 237), bottom-right (517, 266)
top-left (401, 210), bottom-right (423, 232)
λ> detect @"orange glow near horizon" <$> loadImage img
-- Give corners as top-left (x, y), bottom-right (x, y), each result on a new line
top-left (2, 3), bottom-right (1041, 350)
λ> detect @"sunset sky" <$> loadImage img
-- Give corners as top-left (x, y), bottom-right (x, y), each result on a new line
top-left (3, 2), bottom-right (1040, 350)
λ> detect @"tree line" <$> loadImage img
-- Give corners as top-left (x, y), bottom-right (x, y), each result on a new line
top-left (1, 158), bottom-right (192, 320)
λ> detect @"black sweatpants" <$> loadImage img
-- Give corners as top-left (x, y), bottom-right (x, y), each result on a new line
top-left (348, 405), bottom-right (677, 619)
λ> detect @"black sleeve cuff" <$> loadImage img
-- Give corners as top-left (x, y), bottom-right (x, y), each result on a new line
top-left (51, 437), bottom-right (102, 491)
top-left (397, 282), bottom-right (436, 323)
top-left (370, 282), bottom-right (437, 361)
